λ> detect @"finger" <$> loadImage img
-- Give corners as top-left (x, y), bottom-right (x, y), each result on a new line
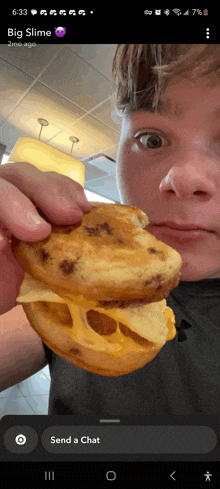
top-left (37, 186), bottom-right (85, 225)
top-left (0, 178), bottom-right (52, 242)
top-left (75, 190), bottom-right (93, 212)
top-left (0, 163), bottom-right (93, 224)
top-left (37, 174), bottom-right (93, 219)
top-left (29, 177), bottom-right (92, 225)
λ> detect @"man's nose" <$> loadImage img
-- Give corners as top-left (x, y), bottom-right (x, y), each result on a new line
top-left (159, 150), bottom-right (216, 201)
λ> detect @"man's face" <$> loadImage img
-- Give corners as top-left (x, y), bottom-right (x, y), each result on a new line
top-left (116, 75), bottom-right (220, 281)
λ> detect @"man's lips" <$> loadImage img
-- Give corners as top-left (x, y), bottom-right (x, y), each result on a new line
top-left (149, 221), bottom-right (215, 241)
top-left (154, 221), bottom-right (214, 232)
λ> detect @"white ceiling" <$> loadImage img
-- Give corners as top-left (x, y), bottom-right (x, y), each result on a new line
top-left (0, 44), bottom-right (123, 202)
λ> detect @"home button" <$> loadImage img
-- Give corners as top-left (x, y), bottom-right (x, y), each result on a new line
top-left (106, 470), bottom-right (116, 481)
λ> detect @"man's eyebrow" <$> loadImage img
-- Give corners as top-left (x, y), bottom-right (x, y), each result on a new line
top-left (143, 99), bottom-right (184, 118)
top-left (157, 99), bottom-right (184, 118)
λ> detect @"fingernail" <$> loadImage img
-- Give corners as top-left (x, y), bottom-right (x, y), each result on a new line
top-left (27, 212), bottom-right (50, 226)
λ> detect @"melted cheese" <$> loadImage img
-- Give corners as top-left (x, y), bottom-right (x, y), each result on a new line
top-left (63, 300), bottom-right (133, 354)
top-left (16, 273), bottom-right (175, 354)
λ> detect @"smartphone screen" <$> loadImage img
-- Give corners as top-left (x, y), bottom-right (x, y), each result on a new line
top-left (1, 7), bottom-right (220, 489)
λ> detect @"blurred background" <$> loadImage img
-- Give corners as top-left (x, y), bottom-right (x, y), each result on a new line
top-left (0, 43), bottom-right (122, 417)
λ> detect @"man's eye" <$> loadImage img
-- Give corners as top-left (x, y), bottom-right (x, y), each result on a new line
top-left (134, 132), bottom-right (169, 149)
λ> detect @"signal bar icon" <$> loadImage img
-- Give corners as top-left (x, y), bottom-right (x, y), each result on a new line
top-left (183, 10), bottom-right (190, 15)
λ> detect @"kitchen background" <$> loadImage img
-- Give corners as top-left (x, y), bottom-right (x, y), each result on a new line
top-left (0, 43), bottom-right (122, 417)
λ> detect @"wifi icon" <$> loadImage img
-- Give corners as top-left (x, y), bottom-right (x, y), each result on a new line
top-left (172, 9), bottom-right (182, 15)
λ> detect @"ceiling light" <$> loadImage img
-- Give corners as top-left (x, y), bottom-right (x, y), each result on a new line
top-left (7, 120), bottom-right (85, 187)
top-left (69, 136), bottom-right (79, 155)
top-left (37, 118), bottom-right (49, 140)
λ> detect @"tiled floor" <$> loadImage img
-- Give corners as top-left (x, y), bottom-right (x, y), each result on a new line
top-left (0, 366), bottom-right (50, 419)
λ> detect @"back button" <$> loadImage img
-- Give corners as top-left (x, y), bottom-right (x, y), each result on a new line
top-left (4, 426), bottom-right (38, 453)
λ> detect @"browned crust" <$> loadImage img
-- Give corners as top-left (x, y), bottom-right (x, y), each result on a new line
top-left (98, 271), bottom-right (182, 309)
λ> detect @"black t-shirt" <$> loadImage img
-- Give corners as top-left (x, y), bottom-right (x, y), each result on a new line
top-left (43, 279), bottom-right (220, 415)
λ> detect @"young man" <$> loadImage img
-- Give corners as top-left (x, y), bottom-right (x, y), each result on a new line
top-left (114, 44), bottom-right (220, 282)
top-left (1, 44), bottom-right (220, 415)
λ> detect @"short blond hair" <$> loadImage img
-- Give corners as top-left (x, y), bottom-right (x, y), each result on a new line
top-left (112, 44), bottom-right (220, 113)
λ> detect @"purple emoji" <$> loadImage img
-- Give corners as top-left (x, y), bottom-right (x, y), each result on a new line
top-left (55, 27), bottom-right (66, 37)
